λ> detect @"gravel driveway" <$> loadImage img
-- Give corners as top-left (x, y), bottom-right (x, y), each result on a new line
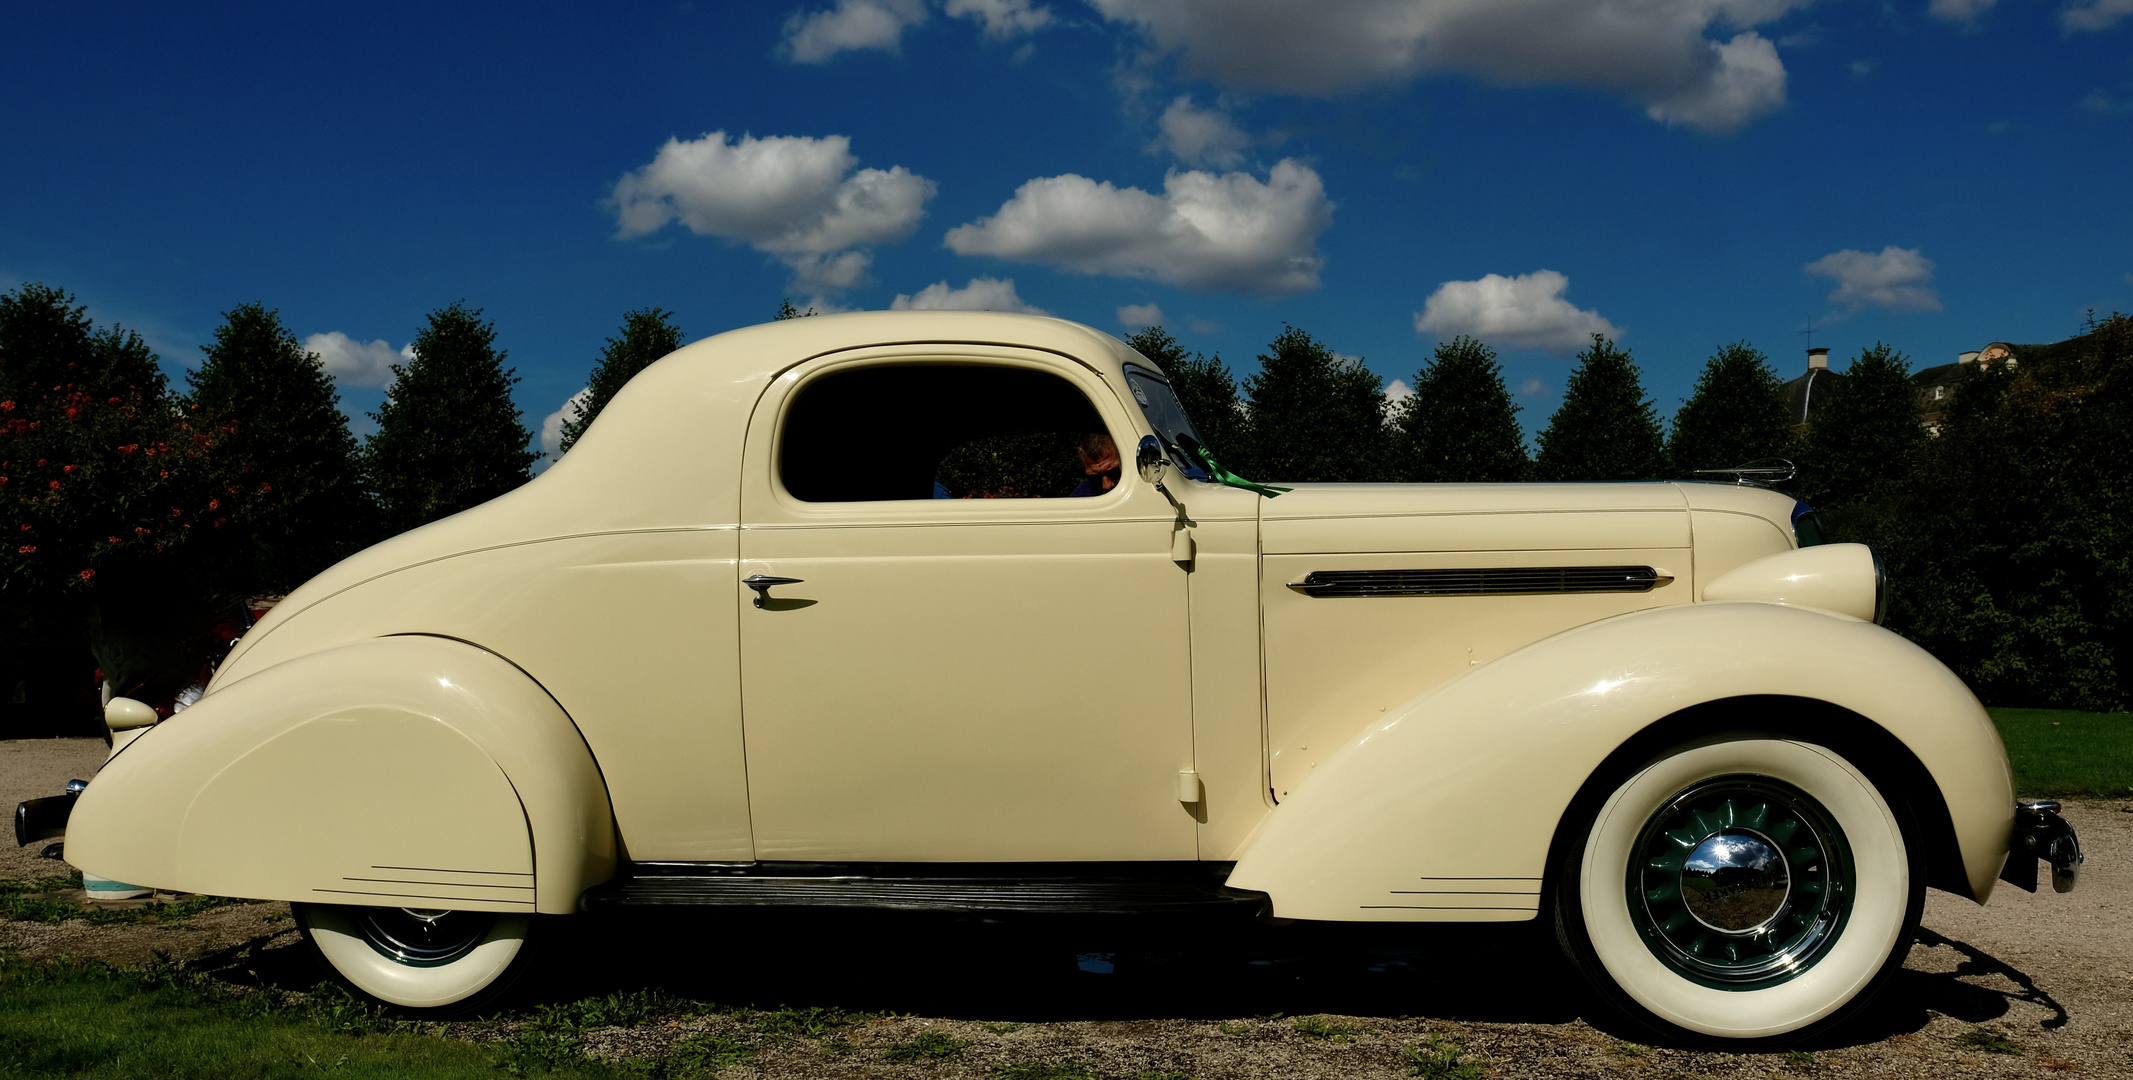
top-left (4, 736), bottom-right (2126, 1078)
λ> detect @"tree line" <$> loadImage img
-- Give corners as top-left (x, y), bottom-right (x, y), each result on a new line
top-left (1130, 317), bottom-right (2131, 712)
top-left (3, 278), bottom-right (2125, 731)
top-left (0, 283), bottom-right (680, 729)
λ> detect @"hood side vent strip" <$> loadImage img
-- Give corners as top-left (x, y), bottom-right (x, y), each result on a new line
top-left (1291, 566), bottom-right (1672, 598)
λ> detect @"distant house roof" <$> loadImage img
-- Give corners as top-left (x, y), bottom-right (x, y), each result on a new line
top-left (1781, 367), bottom-right (1842, 425)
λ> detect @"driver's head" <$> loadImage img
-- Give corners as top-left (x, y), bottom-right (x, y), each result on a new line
top-left (1078, 432), bottom-right (1119, 474)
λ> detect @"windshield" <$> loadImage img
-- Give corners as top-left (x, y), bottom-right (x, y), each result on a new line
top-left (1121, 364), bottom-right (1213, 481)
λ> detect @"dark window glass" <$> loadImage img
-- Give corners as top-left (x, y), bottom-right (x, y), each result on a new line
top-left (781, 365), bottom-right (1110, 502)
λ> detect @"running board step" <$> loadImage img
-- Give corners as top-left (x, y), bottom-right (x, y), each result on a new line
top-left (579, 864), bottom-right (1268, 916)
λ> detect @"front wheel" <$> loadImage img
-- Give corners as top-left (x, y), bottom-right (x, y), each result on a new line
top-left (295, 903), bottom-right (536, 1014)
top-left (1555, 738), bottom-right (1922, 1045)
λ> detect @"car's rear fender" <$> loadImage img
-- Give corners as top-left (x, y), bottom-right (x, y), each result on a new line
top-left (1225, 602), bottom-right (2013, 921)
top-left (66, 635), bottom-right (615, 914)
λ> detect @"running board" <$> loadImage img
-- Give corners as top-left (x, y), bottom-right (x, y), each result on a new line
top-left (578, 862), bottom-right (1269, 916)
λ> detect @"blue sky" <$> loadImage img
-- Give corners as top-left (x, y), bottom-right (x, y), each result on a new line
top-left (4, 0), bottom-right (2129, 457)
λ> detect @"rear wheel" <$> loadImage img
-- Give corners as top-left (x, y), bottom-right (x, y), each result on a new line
top-left (295, 903), bottom-right (535, 1014)
top-left (1555, 738), bottom-right (1922, 1045)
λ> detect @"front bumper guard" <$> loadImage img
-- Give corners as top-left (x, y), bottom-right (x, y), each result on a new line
top-left (1998, 799), bottom-right (2083, 894)
top-left (13, 779), bottom-right (85, 855)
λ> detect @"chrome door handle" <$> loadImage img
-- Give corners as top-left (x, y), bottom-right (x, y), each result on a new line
top-left (742, 574), bottom-right (804, 608)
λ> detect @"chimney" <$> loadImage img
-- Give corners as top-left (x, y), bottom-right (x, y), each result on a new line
top-left (1807, 347), bottom-right (1829, 370)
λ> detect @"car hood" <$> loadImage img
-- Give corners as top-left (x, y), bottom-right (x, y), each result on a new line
top-left (1256, 482), bottom-right (1699, 555)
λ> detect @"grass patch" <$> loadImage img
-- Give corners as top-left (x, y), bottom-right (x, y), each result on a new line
top-left (1785, 1048), bottom-right (1816, 1070)
top-left (664, 1031), bottom-right (756, 1073)
top-left (1404, 1031), bottom-right (1483, 1080)
top-left (0, 957), bottom-right (617, 1079)
top-left (0, 869), bottom-right (249, 925)
top-left (748, 1002), bottom-right (874, 1040)
top-left (981, 1020), bottom-right (1025, 1035)
top-left (1990, 707), bottom-right (2133, 797)
top-left (1955, 1027), bottom-right (2026, 1055)
top-left (993, 1064), bottom-right (1102, 1080)
top-left (883, 1029), bottom-right (970, 1062)
top-left (1291, 1015), bottom-right (1358, 1041)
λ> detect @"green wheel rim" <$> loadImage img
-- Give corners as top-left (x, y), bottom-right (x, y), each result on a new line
top-left (1627, 775), bottom-right (1854, 989)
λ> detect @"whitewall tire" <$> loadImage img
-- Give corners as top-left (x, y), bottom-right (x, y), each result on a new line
top-left (295, 903), bottom-right (535, 1013)
top-left (1557, 738), bottom-right (1921, 1044)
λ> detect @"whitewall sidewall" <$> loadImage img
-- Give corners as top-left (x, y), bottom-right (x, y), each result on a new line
top-left (300, 904), bottom-right (532, 1010)
top-left (1579, 739), bottom-right (1909, 1039)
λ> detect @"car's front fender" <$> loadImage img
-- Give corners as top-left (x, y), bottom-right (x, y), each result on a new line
top-left (67, 635), bottom-right (614, 914)
top-left (1226, 602), bottom-right (2012, 921)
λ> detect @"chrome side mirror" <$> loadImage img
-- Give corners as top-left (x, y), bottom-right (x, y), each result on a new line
top-left (1135, 435), bottom-right (1169, 485)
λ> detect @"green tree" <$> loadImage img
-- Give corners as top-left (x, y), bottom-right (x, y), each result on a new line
top-left (363, 304), bottom-right (536, 535)
top-left (1534, 334), bottom-right (1665, 481)
top-left (1123, 325), bottom-right (1245, 462)
top-left (1394, 335), bottom-right (1530, 482)
top-left (1239, 325), bottom-right (1386, 482)
top-left (1666, 342), bottom-right (1793, 477)
top-left (0, 283), bottom-right (232, 723)
top-left (1797, 343), bottom-right (1922, 509)
top-left (185, 303), bottom-right (370, 594)
top-left (558, 308), bottom-right (686, 454)
top-left (774, 298), bottom-right (817, 320)
top-left (1874, 315), bottom-right (2133, 710)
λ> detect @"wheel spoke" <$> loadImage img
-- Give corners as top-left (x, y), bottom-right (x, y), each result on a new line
top-left (1629, 775), bottom-right (1854, 990)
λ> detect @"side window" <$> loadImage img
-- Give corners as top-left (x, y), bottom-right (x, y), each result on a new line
top-left (780, 364), bottom-right (1117, 502)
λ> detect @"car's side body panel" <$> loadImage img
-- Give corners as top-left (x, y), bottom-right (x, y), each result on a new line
top-left (1226, 602), bottom-right (2014, 921)
top-left (1182, 490), bottom-right (1276, 860)
top-left (68, 636), bottom-right (614, 913)
top-left (733, 345), bottom-right (1201, 861)
top-left (198, 530), bottom-right (751, 862)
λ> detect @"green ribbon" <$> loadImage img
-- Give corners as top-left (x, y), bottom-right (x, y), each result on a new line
top-left (1192, 445), bottom-right (1291, 498)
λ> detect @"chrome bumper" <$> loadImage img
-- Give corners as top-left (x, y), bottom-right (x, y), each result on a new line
top-left (1999, 799), bottom-right (2083, 894)
top-left (12, 779), bottom-right (85, 852)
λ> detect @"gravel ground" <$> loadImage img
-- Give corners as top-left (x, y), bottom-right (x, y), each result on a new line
top-left (5, 736), bottom-right (2128, 1078)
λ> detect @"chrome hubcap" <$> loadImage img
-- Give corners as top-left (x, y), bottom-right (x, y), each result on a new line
top-left (353, 907), bottom-right (495, 967)
top-left (1628, 776), bottom-right (1852, 988)
top-left (1681, 830), bottom-right (1790, 933)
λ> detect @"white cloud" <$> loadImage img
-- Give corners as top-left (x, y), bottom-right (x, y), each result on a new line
top-left (540, 387), bottom-right (592, 459)
top-left (945, 159), bottom-right (1333, 295)
top-left (304, 332), bottom-right (409, 388)
top-left (2062, 0), bottom-right (2133, 31)
top-left (787, 251), bottom-right (877, 293)
top-left (944, 0), bottom-right (1054, 38)
top-left (889, 276), bottom-right (1049, 313)
top-left (611, 130), bottom-right (934, 293)
top-left (1804, 246), bottom-right (1942, 314)
top-left (782, 0), bottom-right (928, 63)
top-left (2081, 88), bottom-right (2133, 113)
top-left (1928, 0), bottom-right (1997, 21)
top-left (1517, 377), bottom-right (1546, 396)
top-left (1087, 0), bottom-right (1808, 133)
top-left (1117, 302), bottom-right (1166, 327)
top-left (1150, 96), bottom-right (1253, 167)
top-left (612, 132), bottom-right (933, 253)
top-left (1412, 270), bottom-right (1621, 353)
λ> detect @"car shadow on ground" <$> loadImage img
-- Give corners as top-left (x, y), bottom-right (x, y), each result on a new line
top-left (189, 911), bottom-right (2070, 1051)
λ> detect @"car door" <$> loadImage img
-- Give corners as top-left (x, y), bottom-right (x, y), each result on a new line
top-left (735, 345), bottom-right (1198, 863)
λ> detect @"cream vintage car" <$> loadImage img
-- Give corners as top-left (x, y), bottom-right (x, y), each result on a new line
top-left (20, 311), bottom-right (2080, 1044)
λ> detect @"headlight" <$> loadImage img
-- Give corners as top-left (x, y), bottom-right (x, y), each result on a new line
top-left (1702, 543), bottom-right (1883, 623)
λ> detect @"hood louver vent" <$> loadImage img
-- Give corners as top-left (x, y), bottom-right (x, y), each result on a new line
top-left (1291, 566), bottom-right (1672, 598)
